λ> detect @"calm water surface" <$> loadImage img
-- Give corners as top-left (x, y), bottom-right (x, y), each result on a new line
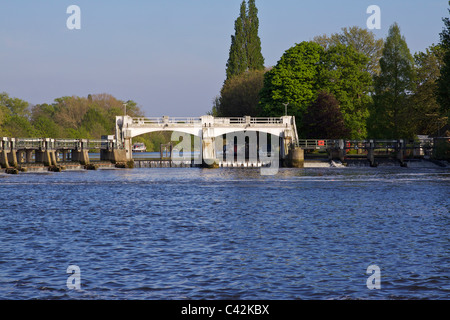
top-left (0, 165), bottom-right (449, 300)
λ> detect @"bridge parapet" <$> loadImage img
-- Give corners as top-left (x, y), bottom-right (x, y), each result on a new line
top-left (128, 116), bottom-right (289, 126)
top-left (131, 117), bottom-right (202, 126)
top-left (116, 115), bottom-right (299, 166)
top-left (1, 137), bottom-right (114, 151)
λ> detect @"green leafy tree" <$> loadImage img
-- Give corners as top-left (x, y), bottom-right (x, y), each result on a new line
top-left (80, 107), bottom-right (110, 139)
top-left (33, 116), bottom-right (62, 138)
top-left (2, 115), bottom-right (36, 137)
top-left (226, 0), bottom-right (264, 80)
top-left (411, 45), bottom-right (447, 135)
top-left (0, 92), bottom-right (35, 137)
top-left (437, 1), bottom-right (450, 127)
top-left (215, 69), bottom-right (266, 117)
top-left (1, 92), bottom-right (148, 140)
top-left (313, 26), bottom-right (384, 76)
top-left (259, 41), bottom-right (324, 133)
top-left (368, 23), bottom-right (416, 139)
top-left (259, 41), bottom-right (372, 138)
top-left (319, 44), bottom-right (373, 139)
top-left (208, 96), bottom-right (221, 116)
top-left (31, 103), bottom-right (63, 137)
top-left (0, 92), bottom-right (30, 118)
top-left (303, 90), bottom-right (350, 139)
top-left (0, 93), bottom-right (11, 136)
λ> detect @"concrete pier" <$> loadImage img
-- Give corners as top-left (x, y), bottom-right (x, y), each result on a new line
top-left (289, 147), bottom-right (304, 168)
top-left (72, 150), bottom-right (90, 165)
top-left (0, 150), bottom-right (9, 168)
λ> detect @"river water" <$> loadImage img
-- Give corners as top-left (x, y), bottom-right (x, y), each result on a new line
top-left (0, 164), bottom-right (449, 300)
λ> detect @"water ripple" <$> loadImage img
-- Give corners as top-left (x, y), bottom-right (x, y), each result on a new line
top-left (0, 167), bottom-right (449, 299)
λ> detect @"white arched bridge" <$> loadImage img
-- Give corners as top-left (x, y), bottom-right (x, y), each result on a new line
top-left (115, 115), bottom-right (299, 167)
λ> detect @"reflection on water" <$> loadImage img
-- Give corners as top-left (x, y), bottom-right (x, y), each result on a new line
top-left (0, 166), bottom-right (449, 299)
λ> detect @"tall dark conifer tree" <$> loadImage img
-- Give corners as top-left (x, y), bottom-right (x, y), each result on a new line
top-left (246, 0), bottom-right (265, 71)
top-left (437, 1), bottom-right (450, 126)
top-left (226, 0), bottom-right (264, 80)
top-left (226, 1), bottom-right (248, 80)
top-left (368, 23), bottom-right (416, 138)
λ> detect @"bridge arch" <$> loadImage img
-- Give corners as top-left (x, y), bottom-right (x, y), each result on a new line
top-left (209, 127), bottom-right (286, 139)
top-left (116, 115), bottom-right (298, 162)
top-left (127, 127), bottom-right (202, 139)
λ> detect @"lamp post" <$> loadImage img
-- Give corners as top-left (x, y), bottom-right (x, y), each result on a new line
top-left (283, 103), bottom-right (289, 116)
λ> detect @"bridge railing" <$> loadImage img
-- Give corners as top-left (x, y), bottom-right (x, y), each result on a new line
top-left (85, 140), bottom-right (104, 150)
top-left (130, 117), bottom-right (285, 125)
top-left (296, 139), bottom-right (435, 152)
top-left (214, 117), bottom-right (283, 124)
top-left (131, 117), bottom-right (202, 125)
top-left (54, 139), bottom-right (79, 150)
top-left (15, 138), bottom-right (44, 149)
top-left (2, 138), bottom-right (113, 151)
top-left (297, 139), bottom-right (334, 150)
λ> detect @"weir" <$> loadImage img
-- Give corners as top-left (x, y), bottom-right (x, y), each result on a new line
top-left (2, 115), bottom-right (448, 173)
top-left (115, 115), bottom-right (301, 168)
top-left (0, 136), bottom-right (124, 172)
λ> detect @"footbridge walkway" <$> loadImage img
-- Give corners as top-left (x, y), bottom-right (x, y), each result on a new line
top-left (116, 115), bottom-right (299, 167)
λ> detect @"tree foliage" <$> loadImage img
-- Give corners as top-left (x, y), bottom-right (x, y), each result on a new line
top-left (437, 1), bottom-right (450, 127)
top-left (1, 92), bottom-right (143, 139)
top-left (411, 45), bottom-right (447, 135)
top-left (226, 0), bottom-right (265, 80)
top-left (246, 0), bottom-right (265, 72)
top-left (214, 69), bottom-right (266, 117)
top-left (303, 90), bottom-right (350, 139)
top-left (0, 92), bottom-right (33, 137)
top-left (319, 44), bottom-right (372, 139)
top-left (313, 26), bottom-right (384, 76)
top-left (258, 41), bottom-right (372, 139)
top-left (259, 42), bottom-right (324, 123)
top-left (368, 23), bottom-right (416, 139)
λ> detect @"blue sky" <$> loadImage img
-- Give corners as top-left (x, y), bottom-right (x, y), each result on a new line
top-left (0, 0), bottom-right (448, 116)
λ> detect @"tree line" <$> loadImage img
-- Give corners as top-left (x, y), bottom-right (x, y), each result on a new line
top-left (0, 93), bottom-right (171, 151)
top-left (2, 1), bottom-right (449, 143)
top-left (212, 1), bottom-right (450, 140)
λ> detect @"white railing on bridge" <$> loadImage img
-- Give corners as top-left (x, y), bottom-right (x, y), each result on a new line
top-left (131, 117), bottom-right (202, 125)
top-left (213, 117), bottom-right (283, 124)
top-left (130, 116), bottom-right (285, 126)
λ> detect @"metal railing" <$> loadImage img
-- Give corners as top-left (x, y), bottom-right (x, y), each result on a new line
top-left (1, 138), bottom-right (116, 151)
top-left (295, 139), bottom-right (437, 151)
top-left (131, 117), bottom-right (202, 125)
top-left (130, 117), bottom-right (285, 125)
top-left (15, 138), bottom-right (44, 149)
top-left (54, 139), bottom-right (79, 149)
top-left (85, 140), bottom-right (104, 150)
top-left (297, 139), bottom-right (334, 150)
top-left (214, 117), bottom-right (283, 124)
